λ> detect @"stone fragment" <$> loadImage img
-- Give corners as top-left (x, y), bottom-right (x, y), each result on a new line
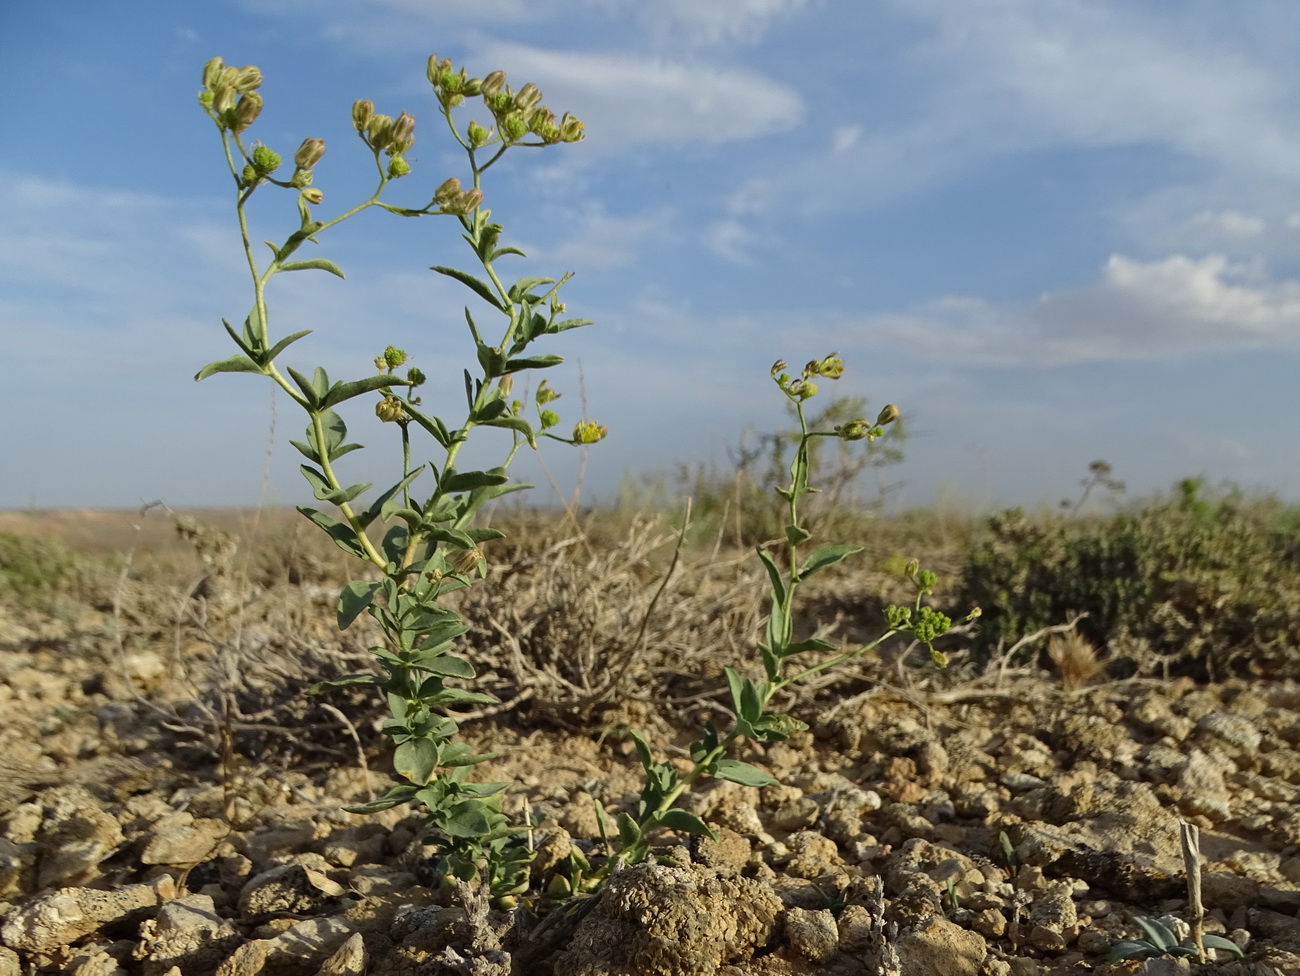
top-left (238, 860), bottom-right (342, 918)
top-left (313, 932), bottom-right (367, 976)
top-left (1, 884), bottom-right (157, 954)
top-left (551, 862), bottom-right (781, 976)
top-left (135, 893), bottom-right (242, 975)
top-left (1175, 750), bottom-right (1233, 822)
top-left (894, 915), bottom-right (987, 976)
top-left (783, 907), bottom-right (838, 963)
top-left (141, 813), bottom-right (228, 866)
top-left (36, 804), bottom-right (124, 889)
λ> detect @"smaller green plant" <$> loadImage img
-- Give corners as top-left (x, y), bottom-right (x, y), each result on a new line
top-left (551, 356), bottom-right (972, 895)
top-left (1109, 916), bottom-right (1243, 963)
top-left (0, 532), bottom-right (80, 607)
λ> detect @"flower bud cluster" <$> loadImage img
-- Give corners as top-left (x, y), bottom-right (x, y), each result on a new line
top-left (573, 420), bottom-right (608, 444)
top-left (199, 57), bottom-right (264, 133)
top-left (352, 99), bottom-right (416, 178)
top-left (433, 177), bottom-right (484, 215)
top-left (426, 56), bottom-right (585, 148)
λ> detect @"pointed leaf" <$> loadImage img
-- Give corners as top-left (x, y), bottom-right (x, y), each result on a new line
top-left (798, 544), bottom-right (863, 580)
top-left (321, 374), bottom-right (398, 409)
top-left (441, 469), bottom-right (510, 492)
top-left (507, 276), bottom-right (554, 302)
top-left (489, 245), bottom-right (526, 261)
top-left (286, 366), bottom-right (322, 407)
top-left (503, 354), bottom-right (564, 371)
top-left (630, 730), bottom-right (654, 772)
top-left (277, 257), bottom-right (345, 278)
top-left (755, 546), bottom-right (786, 607)
top-left (264, 329), bottom-right (313, 363)
top-left (785, 524), bottom-right (813, 547)
top-left (547, 317), bottom-right (593, 333)
top-left (195, 354), bottom-right (262, 380)
top-left (431, 265), bottom-right (505, 310)
top-left (409, 653), bottom-right (475, 679)
top-left (1201, 934), bottom-right (1244, 958)
top-left (616, 811), bottom-right (642, 848)
top-left (1135, 917), bottom-right (1176, 951)
top-left (713, 759), bottom-right (777, 788)
top-left (298, 506), bottom-right (368, 558)
top-left (480, 414), bottom-right (536, 446)
top-left (656, 809), bottom-right (717, 839)
top-left (343, 784), bottom-right (417, 814)
top-left (308, 672), bottom-right (378, 694)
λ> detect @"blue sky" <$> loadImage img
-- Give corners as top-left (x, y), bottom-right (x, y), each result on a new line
top-left (4, 0), bottom-right (1300, 513)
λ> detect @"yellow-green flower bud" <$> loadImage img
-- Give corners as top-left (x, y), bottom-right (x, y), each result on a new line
top-left (536, 380), bottom-right (560, 405)
top-left (467, 120), bottom-right (492, 148)
top-left (383, 345), bottom-right (407, 368)
top-left (817, 354), bottom-right (845, 379)
top-left (434, 177), bottom-right (463, 206)
top-left (387, 157), bottom-right (411, 179)
top-left (501, 112), bottom-right (529, 142)
top-left (232, 65), bottom-right (263, 93)
top-left (770, 360), bottom-right (787, 377)
top-left (231, 92), bottom-right (263, 132)
top-left (573, 420), bottom-right (608, 444)
top-left (966, 606), bottom-right (982, 621)
top-left (300, 187), bottom-right (323, 205)
top-left (251, 144), bottom-right (281, 174)
top-left (198, 90), bottom-right (215, 109)
top-left (290, 168), bottom-right (313, 188)
top-left (375, 396), bottom-right (404, 423)
top-left (388, 112), bottom-right (415, 154)
top-left (294, 138), bottom-right (326, 171)
top-left (426, 55), bottom-right (452, 87)
top-left (835, 420), bottom-right (870, 441)
top-left (904, 558), bottom-right (920, 579)
top-left (367, 114), bottom-right (394, 151)
top-left (453, 546), bottom-right (484, 576)
top-left (790, 379), bottom-right (817, 400)
top-left (202, 57), bottom-right (225, 90)
top-left (454, 188), bottom-right (484, 214)
top-left (497, 373), bottom-right (514, 397)
top-left (876, 404), bottom-right (900, 425)
top-left (406, 367), bottom-right (425, 386)
top-left (352, 99), bottom-right (374, 131)
top-left (514, 83), bottom-right (542, 112)
top-left (241, 163), bottom-right (259, 185)
top-left (539, 409), bottom-right (560, 429)
top-left (929, 647), bottom-right (949, 668)
top-left (485, 91), bottom-right (513, 116)
top-left (559, 113), bottom-right (585, 143)
top-left (481, 70), bottom-right (506, 96)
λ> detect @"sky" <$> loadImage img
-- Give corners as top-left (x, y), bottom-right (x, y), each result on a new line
top-left (3, 0), bottom-right (1300, 514)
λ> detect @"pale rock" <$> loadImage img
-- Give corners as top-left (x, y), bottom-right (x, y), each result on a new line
top-left (1175, 750), bottom-right (1233, 822)
top-left (783, 907), bottom-right (838, 963)
top-left (1, 884), bottom-right (157, 953)
top-left (894, 916), bottom-right (987, 976)
top-left (141, 812), bottom-right (228, 866)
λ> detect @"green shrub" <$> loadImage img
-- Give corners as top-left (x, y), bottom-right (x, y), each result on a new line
top-left (957, 478), bottom-right (1300, 676)
top-left (0, 532), bottom-right (80, 605)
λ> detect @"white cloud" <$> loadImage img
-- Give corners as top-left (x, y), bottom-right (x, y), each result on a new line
top-left (537, 205), bottom-right (673, 269)
top-left (835, 252), bottom-right (1300, 368)
top-left (1188, 210), bottom-right (1266, 239)
top-left (477, 43), bottom-right (803, 149)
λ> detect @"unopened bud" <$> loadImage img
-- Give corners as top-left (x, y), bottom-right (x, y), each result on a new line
top-left (452, 546), bottom-right (484, 576)
top-left (770, 360), bottom-right (787, 377)
top-left (352, 99), bottom-right (374, 131)
top-left (202, 57), bottom-right (225, 90)
top-left (367, 114), bottom-right (394, 151)
top-left (299, 187), bottom-right (323, 205)
top-left (790, 379), bottom-right (817, 400)
top-left (383, 345), bottom-right (407, 368)
top-left (388, 112), bottom-right (415, 153)
top-left (230, 92), bottom-right (263, 132)
top-left (434, 177), bottom-right (463, 206)
top-left (241, 163), bottom-right (258, 185)
top-left (500, 112), bottom-right (529, 142)
top-left (573, 420), bottom-right (608, 444)
top-left (514, 83), bottom-right (542, 112)
top-left (406, 367), bottom-right (426, 386)
top-left (232, 65), bottom-right (263, 93)
top-left (539, 409), bottom-right (560, 429)
top-left (904, 558), bottom-right (920, 579)
top-left (835, 420), bottom-right (870, 441)
top-left (497, 374), bottom-right (514, 397)
top-left (375, 396), bottom-right (404, 423)
top-left (426, 54), bottom-right (452, 87)
top-left (294, 137), bottom-right (326, 171)
top-left (481, 70), bottom-right (506, 96)
top-left (387, 157), bottom-right (410, 178)
top-left (485, 90), bottom-right (513, 115)
top-left (536, 380), bottom-right (560, 405)
top-left (876, 404), bottom-right (900, 425)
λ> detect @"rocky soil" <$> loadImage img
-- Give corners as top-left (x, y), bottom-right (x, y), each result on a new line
top-left (1, 510), bottom-right (1299, 975)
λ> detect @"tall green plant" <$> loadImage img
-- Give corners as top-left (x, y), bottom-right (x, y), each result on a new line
top-left (196, 54), bottom-right (597, 902)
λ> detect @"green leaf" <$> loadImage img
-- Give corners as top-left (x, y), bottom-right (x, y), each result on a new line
top-left (480, 414), bottom-right (536, 447)
top-left (755, 546), bottom-right (786, 607)
top-left (401, 403), bottom-right (453, 448)
top-left (616, 811), bottom-right (642, 848)
top-left (277, 257), bottom-right (345, 278)
top-left (286, 366), bottom-right (322, 408)
top-left (630, 730), bottom-right (654, 772)
top-left (338, 580), bottom-right (381, 629)
top-left (308, 671), bottom-right (377, 694)
top-left (289, 439), bottom-right (320, 463)
top-left (441, 469), bottom-right (510, 492)
top-left (431, 265), bottom-right (505, 310)
top-left (1135, 918), bottom-right (1177, 951)
top-left (321, 374), bottom-right (399, 409)
top-left (548, 317), bottom-right (593, 333)
top-left (1108, 941), bottom-right (1158, 962)
top-left (195, 354), bottom-right (262, 380)
top-left (503, 354), bottom-right (564, 371)
top-left (359, 468), bottom-right (423, 529)
top-left (656, 809), bottom-right (717, 839)
top-left (425, 687), bottom-right (497, 707)
top-left (441, 799), bottom-right (498, 838)
top-left (784, 636), bottom-right (838, 656)
top-left (489, 245), bottom-right (526, 261)
top-left (298, 506), bottom-right (368, 558)
top-left (440, 741), bottom-right (497, 767)
top-left (1201, 935), bottom-right (1244, 959)
top-left (713, 759), bottom-right (777, 788)
top-left (409, 653), bottom-right (475, 679)
top-left (343, 784), bottom-right (417, 814)
top-left (507, 276), bottom-right (555, 302)
top-left (264, 329), bottom-right (313, 363)
top-left (797, 544), bottom-right (863, 580)
top-left (221, 317), bottom-right (256, 355)
top-left (300, 464), bottom-right (370, 505)
top-left (784, 524), bottom-right (813, 547)
top-left (394, 737), bottom-right (440, 785)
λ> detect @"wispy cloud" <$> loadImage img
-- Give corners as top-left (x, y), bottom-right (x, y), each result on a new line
top-left (836, 252), bottom-right (1300, 368)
